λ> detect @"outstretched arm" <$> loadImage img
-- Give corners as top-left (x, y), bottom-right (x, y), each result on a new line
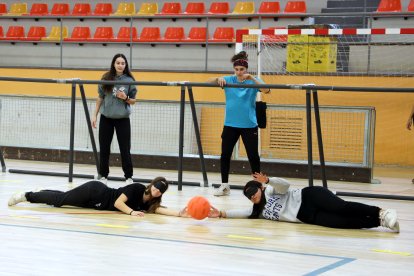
top-left (155, 206), bottom-right (190, 217)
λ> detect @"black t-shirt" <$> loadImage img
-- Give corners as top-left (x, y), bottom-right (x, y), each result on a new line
top-left (104, 183), bottom-right (150, 211)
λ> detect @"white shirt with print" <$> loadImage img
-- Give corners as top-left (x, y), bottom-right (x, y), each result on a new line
top-left (225, 177), bottom-right (303, 223)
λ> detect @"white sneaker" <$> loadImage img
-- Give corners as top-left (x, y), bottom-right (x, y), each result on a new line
top-left (125, 178), bottom-right (133, 185)
top-left (98, 177), bottom-right (107, 185)
top-left (214, 183), bottom-right (231, 196)
top-left (380, 209), bottom-right (397, 230)
top-left (8, 191), bottom-right (27, 206)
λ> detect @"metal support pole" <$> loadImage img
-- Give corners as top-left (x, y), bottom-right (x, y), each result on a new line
top-left (312, 90), bottom-right (328, 188)
top-left (306, 90), bottom-right (313, 187)
top-left (177, 86), bottom-right (186, 191)
top-left (187, 86), bottom-right (208, 187)
top-left (0, 147), bottom-right (6, 172)
top-left (78, 84), bottom-right (100, 174)
top-left (68, 83), bottom-right (76, 183)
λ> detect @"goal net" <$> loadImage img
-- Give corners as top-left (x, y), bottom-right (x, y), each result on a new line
top-left (235, 27), bottom-right (414, 172)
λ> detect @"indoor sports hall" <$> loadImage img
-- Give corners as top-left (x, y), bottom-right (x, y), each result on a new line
top-left (1, 0), bottom-right (413, 275)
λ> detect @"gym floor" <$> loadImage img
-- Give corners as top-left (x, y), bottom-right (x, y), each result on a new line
top-left (1, 159), bottom-right (413, 275)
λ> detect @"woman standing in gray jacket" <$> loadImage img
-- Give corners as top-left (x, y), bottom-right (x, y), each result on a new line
top-left (92, 53), bottom-right (137, 185)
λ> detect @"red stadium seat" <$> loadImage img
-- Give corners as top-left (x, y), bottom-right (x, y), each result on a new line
top-left (72, 3), bottom-right (92, 16)
top-left (162, 27), bottom-right (185, 42)
top-left (0, 26), bottom-right (4, 38)
top-left (208, 27), bottom-right (234, 42)
top-left (376, 0), bottom-right (402, 12)
top-left (92, 3), bottom-right (113, 16)
top-left (284, 1), bottom-right (306, 13)
top-left (88, 27), bottom-right (114, 42)
top-left (208, 2), bottom-right (230, 14)
top-left (158, 2), bottom-right (182, 14)
top-left (28, 3), bottom-right (49, 16)
top-left (183, 2), bottom-right (205, 15)
top-left (64, 26), bottom-right (91, 41)
top-left (0, 26), bottom-right (25, 40)
top-left (21, 26), bottom-right (46, 41)
top-left (259, 1), bottom-right (281, 13)
top-left (111, 27), bottom-right (138, 42)
top-left (0, 3), bottom-right (7, 15)
top-left (184, 27), bottom-right (208, 42)
top-left (50, 3), bottom-right (70, 16)
top-left (138, 27), bottom-right (161, 42)
top-left (408, 0), bottom-right (414, 11)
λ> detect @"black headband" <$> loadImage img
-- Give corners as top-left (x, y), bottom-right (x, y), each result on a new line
top-left (233, 59), bottom-right (248, 68)
top-left (244, 186), bottom-right (259, 199)
top-left (154, 180), bottom-right (168, 194)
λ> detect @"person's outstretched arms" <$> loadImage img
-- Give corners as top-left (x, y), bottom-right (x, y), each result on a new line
top-left (155, 206), bottom-right (190, 217)
top-left (114, 194), bottom-right (145, 217)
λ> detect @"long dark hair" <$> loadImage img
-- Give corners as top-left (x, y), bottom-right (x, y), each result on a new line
top-left (145, 176), bottom-right (169, 213)
top-left (101, 53), bottom-right (135, 93)
top-left (243, 180), bottom-right (266, 219)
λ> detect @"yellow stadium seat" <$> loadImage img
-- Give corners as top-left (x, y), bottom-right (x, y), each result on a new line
top-left (137, 3), bottom-right (158, 15)
top-left (42, 26), bottom-right (68, 41)
top-left (7, 2), bottom-right (28, 15)
top-left (112, 2), bottom-right (136, 16)
top-left (232, 2), bottom-right (255, 14)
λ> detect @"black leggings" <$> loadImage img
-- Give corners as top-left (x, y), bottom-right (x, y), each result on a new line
top-left (220, 126), bottom-right (260, 183)
top-left (99, 115), bottom-right (133, 179)
top-left (296, 186), bottom-right (380, 229)
top-left (26, 181), bottom-right (109, 210)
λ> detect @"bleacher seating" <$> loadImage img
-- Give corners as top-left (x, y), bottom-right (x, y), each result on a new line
top-left (1, 26), bottom-right (25, 40)
top-left (88, 26), bottom-right (114, 41)
top-left (284, 1), bottom-right (306, 13)
top-left (138, 27), bottom-right (161, 42)
top-left (158, 2), bottom-right (182, 15)
top-left (232, 2), bottom-right (255, 14)
top-left (27, 3), bottom-right (48, 16)
top-left (42, 26), bottom-right (68, 41)
top-left (183, 2), bottom-right (205, 15)
top-left (376, 0), bottom-right (402, 12)
top-left (71, 3), bottom-right (92, 16)
top-left (0, 3), bottom-right (7, 15)
top-left (7, 3), bottom-right (27, 15)
top-left (258, 1), bottom-right (281, 13)
top-left (185, 27), bottom-right (208, 42)
top-left (64, 26), bottom-right (91, 42)
top-left (92, 3), bottom-right (113, 16)
top-left (209, 27), bottom-right (234, 42)
top-left (137, 3), bottom-right (158, 15)
top-left (162, 27), bottom-right (185, 42)
top-left (50, 3), bottom-right (70, 16)
top-left (21, 26), bottom-right (46, 41)
top-left (208, 2), bottom-right (230, 14)
top-left (408, 0), bottom-right (414, 11)
top-left (112, 2), bottom-right (136, 16)
top-left (112, 26), bottom-right (139, 42)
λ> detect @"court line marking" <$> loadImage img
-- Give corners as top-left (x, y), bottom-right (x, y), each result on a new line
top-left (0, 222), bottom-right (355, 274)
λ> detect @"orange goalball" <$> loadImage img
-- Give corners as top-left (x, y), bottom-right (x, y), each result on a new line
top-left (187, 196), bottom-right (211, 220)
